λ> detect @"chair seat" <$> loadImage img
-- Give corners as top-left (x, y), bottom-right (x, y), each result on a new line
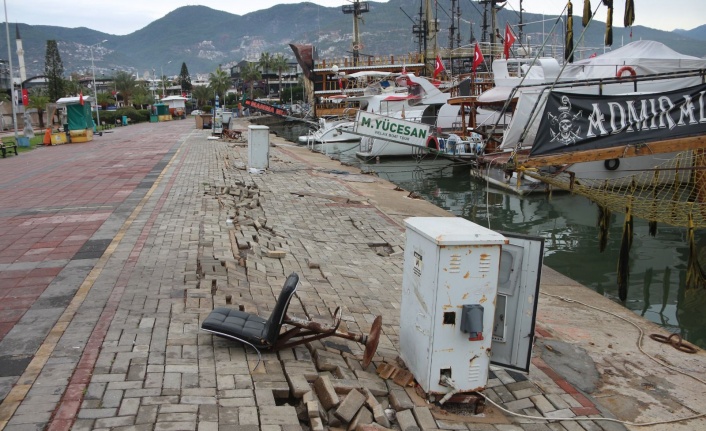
top-left (201, 308), bottom-right (270, 348)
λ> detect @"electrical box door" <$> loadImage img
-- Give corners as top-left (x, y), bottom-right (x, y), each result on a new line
top-left (490, 232), bottom-right (544, 373)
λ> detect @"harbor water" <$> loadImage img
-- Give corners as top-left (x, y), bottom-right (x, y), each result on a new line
top-left (266, 118), bottom-right (706, 350)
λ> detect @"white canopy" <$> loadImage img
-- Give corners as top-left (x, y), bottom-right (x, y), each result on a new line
top-left (562, 40), bottom-right (706, 80)
top-left (56, 96), bottom-right (93, 105)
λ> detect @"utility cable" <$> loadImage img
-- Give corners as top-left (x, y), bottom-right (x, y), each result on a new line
top-left (478, 290), bottom-right (706, 427)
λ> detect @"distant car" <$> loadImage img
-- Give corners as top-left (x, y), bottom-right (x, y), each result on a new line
top-left (190, 110), bottom-right (204, 116)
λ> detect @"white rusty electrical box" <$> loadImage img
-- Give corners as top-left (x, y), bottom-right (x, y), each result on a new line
top-left (399, 217), bottom-right (543, 396)
top-left (248, 125), bottom-right (270, 170)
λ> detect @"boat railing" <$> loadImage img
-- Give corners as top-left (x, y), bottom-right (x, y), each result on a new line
top-left (317, 53), bottom-right (424, 69)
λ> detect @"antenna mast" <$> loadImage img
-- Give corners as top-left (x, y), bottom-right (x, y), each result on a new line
top-left (342, 0), bottom-right (369, 66)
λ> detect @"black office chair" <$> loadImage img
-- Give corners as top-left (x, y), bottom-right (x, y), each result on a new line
top-left (201, 272), bottom-right (383, 367)
top-left (201, 272), bottom-right (299, 349)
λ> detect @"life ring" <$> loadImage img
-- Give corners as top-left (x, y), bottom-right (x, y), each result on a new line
top-left (352, 44), bottom-right (361, 51)
top-left (604, 158), bottom-right (620, 170)
top-left (616, 66), bottom-right (636, 79)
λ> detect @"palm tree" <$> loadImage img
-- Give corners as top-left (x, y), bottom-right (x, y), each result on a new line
top-left (240, 62), bottom-right (262, 99)
top-left (96, 92), bottom-right (115, 109)
top-left (208, 67), bottom-right (230, 103)
top-left (132, 87), bottom-right (153, 109)
top-left (258, 52), bottom-right (274, 96)
top-left (271, 54), bottom-right (289, 101)
top-left (191, 86), bottom-right (212, 109)
top-left (114, 71), bottom-right (137, 106)
top-left (27, 91), bottom-right (50, 129)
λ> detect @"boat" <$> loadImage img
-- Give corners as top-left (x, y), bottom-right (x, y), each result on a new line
top-left (297, 71), bottom-right (409, 147)
top-left (355, 73), bottom-right (451, 159)
top-left (473, 40), bottom-right (706, 195)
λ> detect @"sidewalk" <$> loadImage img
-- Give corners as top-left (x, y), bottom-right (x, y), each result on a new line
top-left (0, 117), bottom-right (704, 431)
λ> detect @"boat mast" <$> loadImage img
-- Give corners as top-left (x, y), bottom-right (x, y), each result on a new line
top-left (425, 0), bottom-right (439, 74)
top-left (449, 0), bottom-right (462, 74)
top-left (342, 0), bottom-right (369, 66)
top-left (518, 0), bottom-right (524, 46)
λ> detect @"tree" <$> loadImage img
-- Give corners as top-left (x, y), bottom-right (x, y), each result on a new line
top-left (96, 92), bottom-right (115, 109)
top-left (240, 62), bottom-right (262, 99)
top-left (62, 78), bottom-right (81, 97)
top-left (258, 52), bottom-right (274, 96)
top-left (191, 85), bottom-right (211, 108)
top-left (27, 89), bottom-right (50, 129)
top-left (114, 71), bottom-right (137, 106)
top-left (271, 54), bottom-right (289, 101)
top-left (208, 67), bottom-right (230, 102)
top-left (179, 62), bottom-right (192, 93)
top-left (45, 40), bottom-right (64, 101)
top-left (132, 85), bottom-right (153, 109)
top-left (159, 74), bottom-right (172, 98)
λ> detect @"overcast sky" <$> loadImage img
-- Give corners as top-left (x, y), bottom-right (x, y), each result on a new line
top-left (4, 0), bottom-right (705, 35)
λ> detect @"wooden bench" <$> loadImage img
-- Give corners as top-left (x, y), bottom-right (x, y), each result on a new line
top-left (0, 143), bottom-right (18, 158)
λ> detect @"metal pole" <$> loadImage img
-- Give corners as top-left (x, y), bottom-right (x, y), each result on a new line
top-left (161, 60), bottom-right (172, 98)
top-left (4, 0), bottom-right (17, 140)
top-left (90, 40), bottom-right (106, 131)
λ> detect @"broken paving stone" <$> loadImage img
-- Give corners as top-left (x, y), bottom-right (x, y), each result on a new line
top-left (266, 249), bottom-right (287, 259)
top-left (310, 416), bottom-right (325, 431)
top-left (334, 389), bottom-right (366, 423)
top-left (389, 390), bottom-right (414, 411)
top-left (313, 349), bottom-right (350, 372)
top-left (334, 366), bottom-right (358, 380)
top-left (314, 375), bottom-right (340, 410)
top-left (395, 409), bottom-right (421, 431)
top-left (376, 363), bottom-right (399, 380)
top-left (349, 406), bottom-right (374, 430)
top-left (286, 373), bottom-right (311, 398)
top-left (392, 369), bottom-right (415, 387)
top-left (307, 401), bottom-right (320, 419)
top-left (306, 258), bottom-right (320, 269)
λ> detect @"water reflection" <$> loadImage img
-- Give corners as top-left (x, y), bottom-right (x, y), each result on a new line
top-left (365, 158), bottom-right (706, 349)
top-left (266, 118), bottom-right (706, 349)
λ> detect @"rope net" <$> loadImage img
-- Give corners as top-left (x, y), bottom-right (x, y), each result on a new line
top-left (523, 149), bottom-right (706, 229)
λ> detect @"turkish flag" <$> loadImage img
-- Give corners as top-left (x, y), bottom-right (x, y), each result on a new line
top-left (79, 91), bottom-right (84, 105)
top-left (472, 43), bottom-right (484, 72)
top-left (503, 23), bottom-right (516, 59)
top-left (21, 89), bottom-right (29, 106)
top-left (433, 55), bottom-right (445, 78)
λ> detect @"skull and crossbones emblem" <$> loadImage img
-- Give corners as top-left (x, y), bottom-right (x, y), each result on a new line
top-left (548, 95), bottom-right (582, 145)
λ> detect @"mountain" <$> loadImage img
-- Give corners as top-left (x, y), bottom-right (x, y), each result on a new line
top-left (674, 24), bottom-right (706, 42)
top-left (2, 0), bottom-right (706, 79)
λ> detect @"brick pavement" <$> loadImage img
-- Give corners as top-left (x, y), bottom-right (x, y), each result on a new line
top-left (0, 117), bottom-right (678, 430)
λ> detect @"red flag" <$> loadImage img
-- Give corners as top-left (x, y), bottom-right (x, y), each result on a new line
top-left (433, 55), bottom-right (445, 78)
top-left (472, 43), bottom-right (484, 72)
top-left (503, 23), bottom-right (516, 59)
top-left (21, 89), bottom-right (29, 106)
top-left (79, 91), bottom-right (84, 105)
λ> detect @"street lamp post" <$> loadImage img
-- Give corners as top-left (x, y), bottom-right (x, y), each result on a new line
top-left (161, 60), bottom-right (172, 98)
top-left (3, 0), bottom-right (17, 140)
top-left (90, 39), bottom-right (107, 131)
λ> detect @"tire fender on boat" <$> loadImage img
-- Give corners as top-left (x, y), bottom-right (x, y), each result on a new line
top-left (616, 66), bottom-right (637, 79)
top-left (604, 158), bottom-right (620, 170)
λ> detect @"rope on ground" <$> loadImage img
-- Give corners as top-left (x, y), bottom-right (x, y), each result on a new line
top-left (505, 291), bottom-right (706, 427)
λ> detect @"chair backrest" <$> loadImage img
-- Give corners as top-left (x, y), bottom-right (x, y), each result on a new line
top-left (263, 273), bottom-right (299, 345)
